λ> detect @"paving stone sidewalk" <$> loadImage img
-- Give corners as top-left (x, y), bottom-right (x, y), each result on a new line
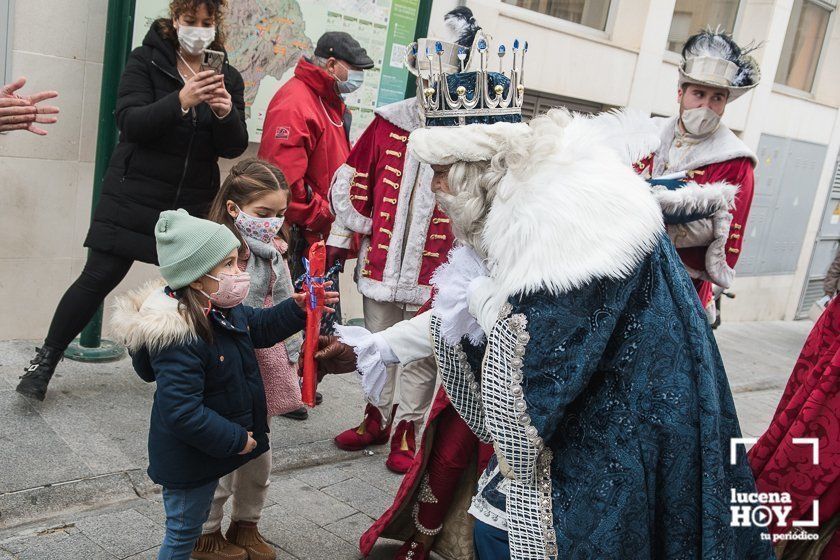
top-left (0, 319), bottom-right (814, 559)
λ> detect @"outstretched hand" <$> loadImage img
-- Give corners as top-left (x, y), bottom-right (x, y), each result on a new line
top-left (292, 280), bottom-right (340, 313)
top-left (0, 77), bottom-right (59, 135)
top-left (314, 335), bottom-right (358, 378)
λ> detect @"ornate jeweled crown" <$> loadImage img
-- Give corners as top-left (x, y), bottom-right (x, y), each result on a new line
top-left (416, 37), bottom-right (527, 127)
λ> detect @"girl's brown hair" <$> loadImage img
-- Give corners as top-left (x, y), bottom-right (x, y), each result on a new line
top-left (175, 286), bottom-right (214, 343)
top-left (154, 0), bottom-right (228, 53)
top-left (207, 158), bottom-right (291, 247)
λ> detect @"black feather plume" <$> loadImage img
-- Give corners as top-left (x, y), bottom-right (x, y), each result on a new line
top-left (445, 7), bottom-right (481, 48)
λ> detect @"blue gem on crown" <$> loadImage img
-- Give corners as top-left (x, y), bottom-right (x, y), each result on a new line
top-left (417, 33), bottom-right (527, 126)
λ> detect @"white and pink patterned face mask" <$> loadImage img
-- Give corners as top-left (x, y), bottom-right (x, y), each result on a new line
top-left (234, 205), bottom-right (284, 245)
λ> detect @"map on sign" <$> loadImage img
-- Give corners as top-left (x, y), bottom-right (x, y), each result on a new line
top-left (133, 0), bottom-right (420, 142)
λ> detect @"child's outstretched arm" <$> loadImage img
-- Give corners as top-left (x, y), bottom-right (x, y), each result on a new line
top-left (244, 297), bottom-right (307, 349)
top-left (151, 346), bottom-right (249, 457)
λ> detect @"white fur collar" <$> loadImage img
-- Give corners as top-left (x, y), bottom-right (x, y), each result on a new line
top-left (652, 116), bottom-right (756, 175)
top-left (375, 98), bottom-right (423, 132)
top-left (584, 109), bottom-right (662, 165)
top-left (110, 281), bottom-right (196, 353)
top-left (483, 112), bottom-right (665, 299)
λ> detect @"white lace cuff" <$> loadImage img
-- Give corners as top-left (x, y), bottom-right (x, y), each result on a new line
top-left (334, 324), bottom-right (397, 406)
top-left (431, 245), bottom-right (489, 346)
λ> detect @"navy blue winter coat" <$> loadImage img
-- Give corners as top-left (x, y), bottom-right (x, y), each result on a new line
top-left (113, 284), bottom-right (305, 489)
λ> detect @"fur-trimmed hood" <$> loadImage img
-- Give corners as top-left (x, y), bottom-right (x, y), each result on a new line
top-left (482, 109), bottom-right (666, 299)
top-left (110, 281), bottom-right (196, 355)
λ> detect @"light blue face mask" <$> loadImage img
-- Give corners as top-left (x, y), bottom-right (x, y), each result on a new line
top-left (336, 63), bottom-right (365, 94)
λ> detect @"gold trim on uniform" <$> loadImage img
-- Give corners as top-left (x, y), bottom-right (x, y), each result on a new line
top-left (728, 247), bottom-right (740, 254)
top-left (354, 171), bottom-right (369, 178)
top-left (351, 195), bottom-right (369, 201)
top-left (389, 132), bottom-right (408, 142)
top-left (687, 169), bottom-right (705, 178)
top-left (351, 182), bottom-right (369, 190)
top-left (380, 211), bottom-right (391, 220)
top-left (432, 217), bottom-right (450, 224)
top-left (730, 233), bottom-right (741, 240)
top-left (423, 251), bottom-right (440, 258)
top-left (384, 165), bottom-right (402, 177)
top-left (732, 224), bottom-right (742, 230)
top-left (384, 197), bottom-right (398, 204)
top-left (430, 234), bottom-right (447, 240)
top-left (378, 244), bottom-right (390, 251)
top-left (383, 178), bottom-right (400, 189)
top-left (361, 269), bottom-right (372, 277)
top-left (379, 227), bottom-right (393, 238)
top-left (385, 149), bottom-right (402, 158)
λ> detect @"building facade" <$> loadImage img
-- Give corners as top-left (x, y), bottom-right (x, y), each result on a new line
top-left (0, 0), bottom-right (838, 341)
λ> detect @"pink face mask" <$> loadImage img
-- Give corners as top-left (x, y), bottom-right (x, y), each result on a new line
top-left (202, 271), bottom-right (251, 308)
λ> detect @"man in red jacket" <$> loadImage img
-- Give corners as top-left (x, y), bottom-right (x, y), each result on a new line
top-left (258, 31), bottom-right (373, 259)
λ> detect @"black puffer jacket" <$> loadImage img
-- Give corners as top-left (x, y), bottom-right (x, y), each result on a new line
top-left (84, 22), bottom-right (249, 264)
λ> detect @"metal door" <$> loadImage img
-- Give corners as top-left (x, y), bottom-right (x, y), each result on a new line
top-left (740, 134), bottom-right (827, 276)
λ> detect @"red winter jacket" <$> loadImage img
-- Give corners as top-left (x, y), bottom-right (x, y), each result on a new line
top-left (258, 57), bottom-right (351, 241)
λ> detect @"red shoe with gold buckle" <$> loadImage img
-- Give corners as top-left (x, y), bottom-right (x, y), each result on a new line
top-left (385, 420), bottom-right (416, 474)
top-left (334, 403), bottom-right (392, 451)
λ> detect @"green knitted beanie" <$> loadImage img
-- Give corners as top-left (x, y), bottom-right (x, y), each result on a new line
top-left (155, 209), bottom-right (240, 290)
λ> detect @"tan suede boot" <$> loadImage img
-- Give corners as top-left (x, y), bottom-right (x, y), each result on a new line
top-left (191, 529), bottom-right (248, 560)
top-left (226, 520), bottom-right (276, 560)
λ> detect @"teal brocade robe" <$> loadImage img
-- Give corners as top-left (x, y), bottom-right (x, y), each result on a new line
top-left (474, 236), bottom-right (773, 559)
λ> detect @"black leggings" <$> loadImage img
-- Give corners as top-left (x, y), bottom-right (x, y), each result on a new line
top-left (44, 250), bottom-right (134, 351)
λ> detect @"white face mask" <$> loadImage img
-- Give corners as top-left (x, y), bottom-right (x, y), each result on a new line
top-left (680, 107), bottom-right (721, 137)
top-left (335, 62), bottom-right (365, 94)
top-left (176, 25), bottom-right (216, 56)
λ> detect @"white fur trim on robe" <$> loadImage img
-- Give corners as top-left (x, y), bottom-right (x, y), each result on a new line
top-left (409, 122), bottom-right (530, 165)
top-left (483, 111), bottom-right (665, 299)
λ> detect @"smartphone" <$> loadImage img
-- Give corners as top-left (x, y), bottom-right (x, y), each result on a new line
top-left (202, 49), bottom-right (225, 74)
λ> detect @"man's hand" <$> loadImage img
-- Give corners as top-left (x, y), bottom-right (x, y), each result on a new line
top-left (0, 77), bottom-right (59, 135)
top-left (314, 335), bottom-right (357, 376)
top-left (325, 246), bottom-right (350, 272)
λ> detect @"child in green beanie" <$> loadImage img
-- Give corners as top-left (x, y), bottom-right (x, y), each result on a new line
top-left (110, 209), bottom-right (338, 560)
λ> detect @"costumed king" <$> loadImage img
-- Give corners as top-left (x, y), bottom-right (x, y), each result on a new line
top-left (316, 35), bottom-right (773, 560)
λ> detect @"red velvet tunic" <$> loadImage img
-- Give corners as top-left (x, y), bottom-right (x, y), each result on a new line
top-left (748, 296), bottom-right (840, 544)
top-left (328, 104), bottom-right (453, 305)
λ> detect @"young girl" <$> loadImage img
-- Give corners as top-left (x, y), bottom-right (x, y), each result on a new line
top-left (189, 158), bottom-right (307, 560)
top-left (111, 209), bottom-right (337, 560)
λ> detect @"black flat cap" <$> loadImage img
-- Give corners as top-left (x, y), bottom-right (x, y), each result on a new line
top-left (314, 31), bottom-right (374, 69)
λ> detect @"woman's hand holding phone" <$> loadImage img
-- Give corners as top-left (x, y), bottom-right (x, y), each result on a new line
top-left (207, 82), bottom-right (232, 119)
top-left (179, 70), bottom-right (223, 111)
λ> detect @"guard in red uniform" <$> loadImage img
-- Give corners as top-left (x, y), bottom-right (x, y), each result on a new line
top-left (326, 88), bottom-right (453, 475)
top-left (636, 30), bottom-right (760, 322)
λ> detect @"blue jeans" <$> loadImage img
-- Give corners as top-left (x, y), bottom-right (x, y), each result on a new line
top-left (157, 480), bottom-right (219, 560)
top-left (474, 519), bottom-right (510, 560)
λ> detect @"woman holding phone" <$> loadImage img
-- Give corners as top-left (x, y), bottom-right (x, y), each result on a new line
top-left (17, 0), bottom-right (249, 402)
